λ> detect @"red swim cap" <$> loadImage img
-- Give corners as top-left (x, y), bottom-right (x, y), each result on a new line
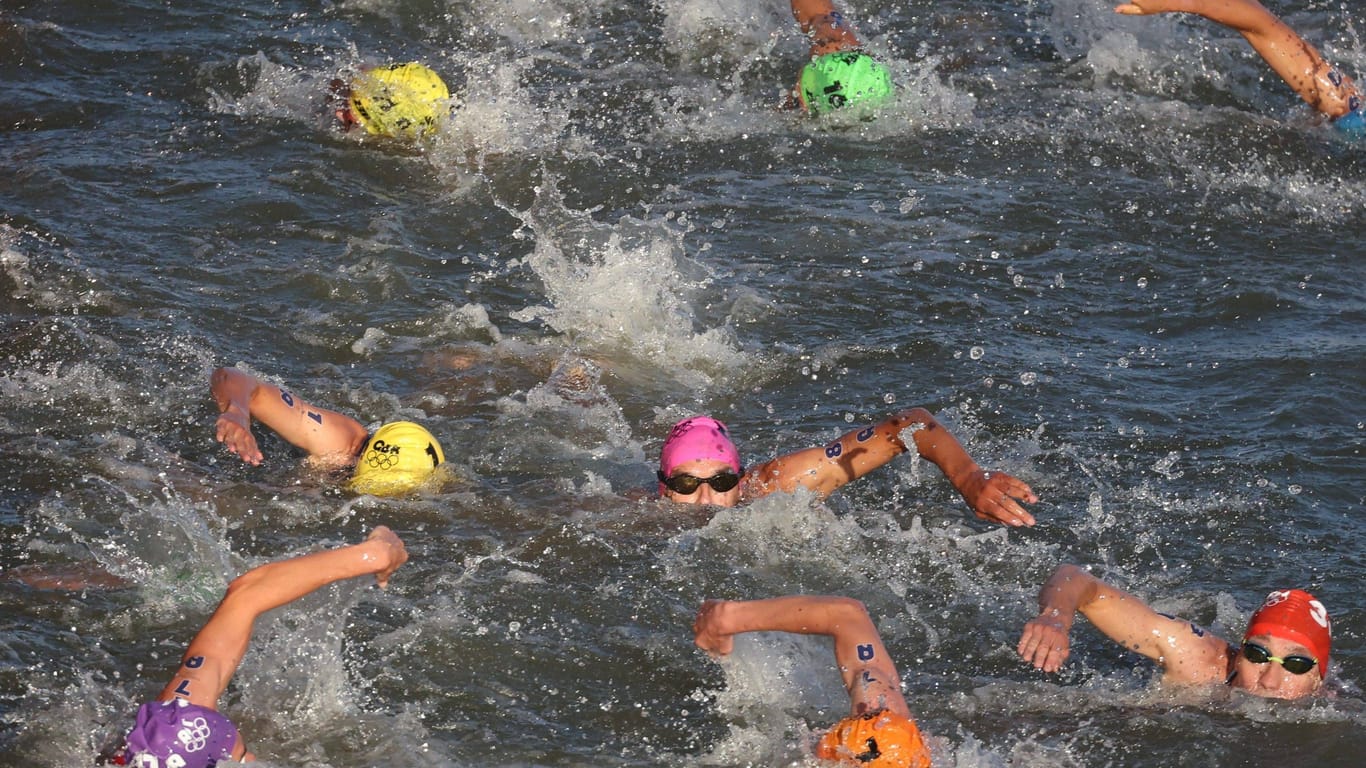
top-left (659, 416), bottom-right (741, 480)
top-left (1244, 589), bottom-right (1331, 678)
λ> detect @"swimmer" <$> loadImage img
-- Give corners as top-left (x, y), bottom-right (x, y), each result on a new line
top-left (211, 366), bottom-right (444, 496)
top-left (1018, 564), bottom-right (1332, 700)
top-left (330, 62), bottom-right (452, 140)
top-left (788, 0), bottom-right (895, 114)
top-left (104, 526), bottom-right (408, 766)
top-left (1115, 0), bottom-right (1364, 136)
top-left (656, 412), bottom-right (1037, 527)
top-left (693, 595), bottom-right (931, 767)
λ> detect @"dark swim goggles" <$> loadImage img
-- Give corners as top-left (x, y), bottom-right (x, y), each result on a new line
top-left (1241, 642), bottom-right (1317, 675)
top-left (657, 470), bottom-right (741, 495)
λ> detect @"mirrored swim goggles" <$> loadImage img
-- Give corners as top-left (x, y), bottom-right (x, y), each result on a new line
top-left (657, 470), bottom-right (741, 495)
top-left (1241, 641), bottom-right (1317, 675)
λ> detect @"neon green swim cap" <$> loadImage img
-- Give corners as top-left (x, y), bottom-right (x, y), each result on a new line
top-left (798, 51), bottom-right (893, 115)
top-left (348, 62), bottom-right (450, 139)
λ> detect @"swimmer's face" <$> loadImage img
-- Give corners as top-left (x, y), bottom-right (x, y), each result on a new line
top-left (660, 459), bottom-right (742, 508)
top-left (1231, 634), bottom-right (1323, 699)
top-left (336, 105), bottom-right (360, 131)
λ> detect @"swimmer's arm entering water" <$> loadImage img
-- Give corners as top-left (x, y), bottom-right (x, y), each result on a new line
top-left (156, 527), bottom-right (408, 710)
top-left (743, 407), bottom-right (1037, 526)
top-left (792, 0), bottom-right (863, 56)
top-left (1116, 0), bottom-right (1361, 119)
top-left (692, 595), bottom-right (910, 718)
top-left (211, 366), bottom-right (369, 466)
top-left (1019, 564), bottom-right (1230, 684)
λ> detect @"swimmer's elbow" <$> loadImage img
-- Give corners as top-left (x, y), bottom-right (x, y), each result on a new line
top-left (812, 596), bottom-right (872, 627)
top-left (221, 563), bottom-right (278, 611)
top-left (892, 406), bottom-right (936, 424)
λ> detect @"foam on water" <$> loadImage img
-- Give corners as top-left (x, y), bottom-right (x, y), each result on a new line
top-left (209, 46), bottom-right (580, 196)
top-left (503, 175), bottom-right (750, 388)
top-left (486, 353), bottom-right (646, 483)
top-left (205, 53), bottom-right (328, 127)
top-left (426, 51), bottom-right (590, 181)
top-left (689, 630), bottom-right (842, 765)
top-left (1047, 0), bottom-right (1152, 62)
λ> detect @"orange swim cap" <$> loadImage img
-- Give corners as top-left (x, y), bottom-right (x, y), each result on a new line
top-left (815, 710), bottom-right (931, 768)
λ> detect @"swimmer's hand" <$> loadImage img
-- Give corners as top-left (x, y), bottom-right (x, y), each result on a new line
top-left (365, 525), bottom-right (408, 590)
top-left (215, 407), bottom-right (263, 465)
top-left (693, 599), bottom-right (736, 657)
top-left (1114, 0), bottom-right (1190, 16)
top-left (1017, 610), bottom-right (1073, 673)
top-left (957, 468), bottom-right (1038, 527)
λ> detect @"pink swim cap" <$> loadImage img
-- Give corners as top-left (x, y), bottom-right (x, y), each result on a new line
top-left (659, 416), bottom-right (742, 479)
top-left (1244, 589), bottom-right (1331, 678)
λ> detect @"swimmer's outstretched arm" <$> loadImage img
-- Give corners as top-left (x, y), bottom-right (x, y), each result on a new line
top-left (1116, 0), bottom-right (1361, 118)
top-left (211, 366), bottom-right (369, 465)
top-left (693, 595), bottom-right (911, 718)
top-left (1018, 564), bottom-right (1230, 683)
top-left (792, 0), bottom-right (863, 56)
top-left (744, 407), bottom-right (1037, 526)
top-left (155, 526), bottom-right (408, 710)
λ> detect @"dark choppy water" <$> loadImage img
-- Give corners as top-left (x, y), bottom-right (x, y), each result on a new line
top-left (1, 0), bottom-right (1363, 765)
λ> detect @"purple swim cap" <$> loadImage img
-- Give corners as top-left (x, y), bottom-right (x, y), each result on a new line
top-left (123, 699), bottom-right (237, 768)
top-left (659, 416), bottom-right (742, 478)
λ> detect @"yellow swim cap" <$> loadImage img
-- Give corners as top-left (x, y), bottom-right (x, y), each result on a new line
top-left (348, 421), bottom-right (445, 496)
top-left (348, 63), bottom-right (451, 139)
top-left (815, 710), bottom-right (931, 768)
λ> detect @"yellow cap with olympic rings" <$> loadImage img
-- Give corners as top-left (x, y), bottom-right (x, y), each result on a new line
top-left (348, 421), bottom-right (445, 496)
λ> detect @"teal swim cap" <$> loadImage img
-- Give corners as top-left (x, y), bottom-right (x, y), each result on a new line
top-left (798, 51), bottom-right (893, 115)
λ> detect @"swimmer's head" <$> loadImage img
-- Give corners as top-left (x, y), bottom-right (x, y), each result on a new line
top-left (658, 416), bottom-right (743, 506)
top-left (659, 416), bottom-right (741, 478)
top-left (347, 421), bottom-right (445, 496)
top-left (343, 62), bottom-right (450, 139)
top-left (1243, 589), bottom-right (1331, 680)
top-left (798, 51), bottom-right (893, 115)
top-left (815, 709), bottom-right (931, 768)
top-left (116, 699), bottom-right (239, 768)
